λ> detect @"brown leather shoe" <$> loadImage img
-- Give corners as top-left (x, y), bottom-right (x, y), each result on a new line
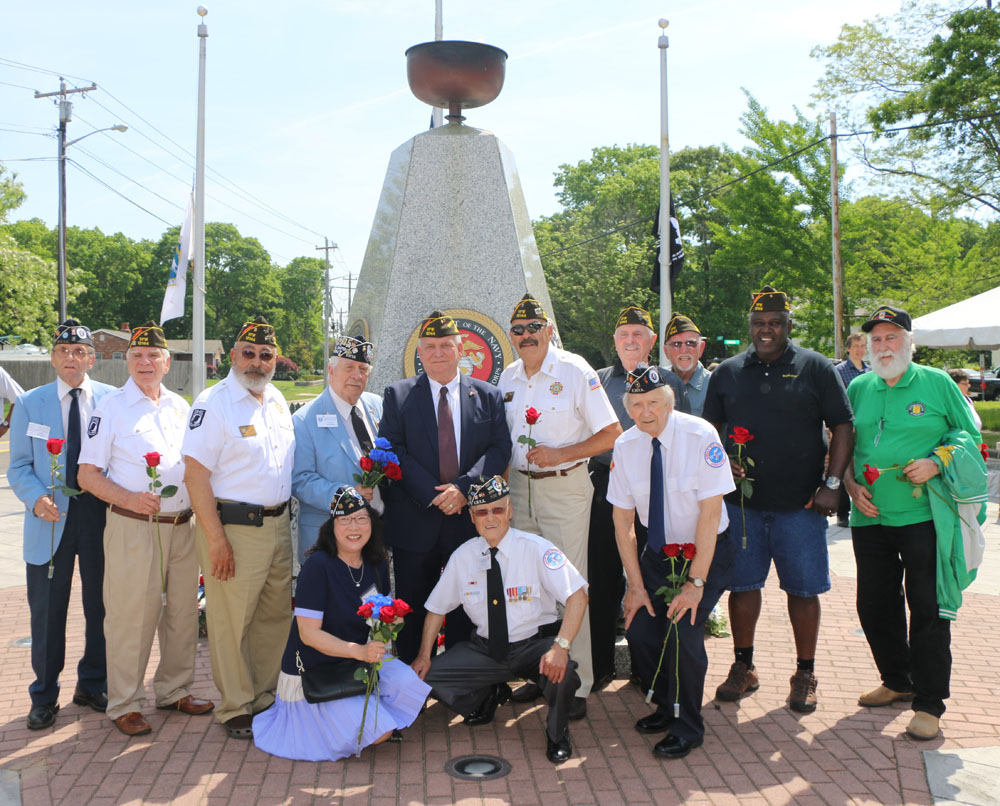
top-left (113, 712), bottom-right (152, 736)
top-left (157, 695), bottom-right (215, 715)
top-left (715, 661), bottom-right (760, 702)
top-left (858, 685), bottom-right (914, 707)
top-left (906, 711), bottom-right (940, 740)
top-left (789, 670), bottom-right (818, 713)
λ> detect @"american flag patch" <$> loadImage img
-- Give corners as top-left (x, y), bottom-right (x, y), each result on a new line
top-left (588, 375), bottom-right (601, 390)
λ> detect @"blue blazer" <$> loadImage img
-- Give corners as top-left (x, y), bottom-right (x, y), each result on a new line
top-left (292, 389), bottom-right (383, 553)
top-left (378, 372), bottom-right (511, 553)
top-left (8, 379), bottom-right (115, 565)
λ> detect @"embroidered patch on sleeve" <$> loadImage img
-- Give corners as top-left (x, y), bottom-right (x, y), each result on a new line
top-left (188, 408), bottom-right (206, 429)
top-left (87, 416), bottom-right (100, 438)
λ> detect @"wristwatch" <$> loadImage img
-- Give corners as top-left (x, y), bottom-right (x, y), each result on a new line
top-left (553, 636), bottom-right (571, 651)
top-left (687, 576), bottom-right (705, 588)
top-left (824, 475), bottom-right (842, 490)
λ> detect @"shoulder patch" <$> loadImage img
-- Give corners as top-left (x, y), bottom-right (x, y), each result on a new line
top-left (189, 408), bottom-right (206, 429)
top-left (587, 373), bottom-right (601, 391)
top-left (87, 416), bottom-right (100, 438)
top-left (543, 548), bottom-right (566, 570)
top-left (705, 442), bottom-right (726, 468)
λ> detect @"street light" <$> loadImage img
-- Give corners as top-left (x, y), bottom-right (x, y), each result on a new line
top-left (56, 115), bottom-right (127, 322)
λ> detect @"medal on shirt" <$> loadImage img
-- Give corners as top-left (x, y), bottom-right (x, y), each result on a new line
top-left (506, 585), bottom-right (531, 602)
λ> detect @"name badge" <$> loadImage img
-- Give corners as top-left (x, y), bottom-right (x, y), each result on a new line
top-left (239, 424), bottom-right (257, 438)
top-left (476, 551), bottom-right (492, 572)
top-left (26, 422), bottom-right (51, 440)
top-left (316, 414), bottom-right (338, 428)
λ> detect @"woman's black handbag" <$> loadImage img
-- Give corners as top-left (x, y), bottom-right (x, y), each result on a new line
top-left (296, 652), bottom-right (370, 704)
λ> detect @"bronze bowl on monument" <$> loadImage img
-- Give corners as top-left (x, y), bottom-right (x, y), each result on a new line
top-left (405, 40), bottom-right (508, 123)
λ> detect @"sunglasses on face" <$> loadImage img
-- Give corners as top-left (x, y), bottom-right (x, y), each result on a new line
top-left (510, 322), bottom-right (546, 336)
top-left (667, 339), bottom-right (700, 350)
top-left (240, 348), bottom-right (275, 362)
top-left (470, 506), bottom-right (508, 519)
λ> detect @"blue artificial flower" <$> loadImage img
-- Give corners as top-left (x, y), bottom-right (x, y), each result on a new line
top-left (384, 451), bottom-right (399, 465)
top-left (373, 437), bottom-right (392, 450)
top-left (369, 449), bottom-right (388, 464)
top-left (362, 593), bottom-right (394, 621)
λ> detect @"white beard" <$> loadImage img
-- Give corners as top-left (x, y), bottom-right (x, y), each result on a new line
top-left (233, 364), bottom-right (275, 394)
top-left (871, 349), bottom-right (911, 381)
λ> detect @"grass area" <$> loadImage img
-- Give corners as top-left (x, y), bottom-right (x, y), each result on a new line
top-left (974, 400), bottom-right (1000, 433)
top-left (181, 377), bottom-right (322, 406)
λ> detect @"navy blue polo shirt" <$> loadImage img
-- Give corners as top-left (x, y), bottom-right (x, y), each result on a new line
top-left (702, 344), bottom-right (853, 511)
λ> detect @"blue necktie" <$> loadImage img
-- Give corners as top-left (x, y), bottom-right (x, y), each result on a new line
top-left (648, 436), bottom-right (665, 550)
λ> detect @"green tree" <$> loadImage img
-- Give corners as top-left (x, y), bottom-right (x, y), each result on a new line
top-left (274, 256), bottom-right (325, 371)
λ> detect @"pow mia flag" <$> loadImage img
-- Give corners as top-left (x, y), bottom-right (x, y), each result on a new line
top-left (649, 194), bottom-right (684, 299)
top-left (189, 408), bottom-right (206, 429)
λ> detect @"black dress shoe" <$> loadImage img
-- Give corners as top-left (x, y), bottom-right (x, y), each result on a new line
top-left (635, 711), bottom-right (672, 734)
top-left (27, 703), bottom-right (59, 730)
top-left (567, 696), bottom-right (587, 721)
top-left (464, 683), bottom-right (512, 725)
top-left (509, 681), bottom-right (542, 703)
top-left (592, 672), bottom-right (616, 692)
top-left (545, 732), bottom-right (572, 763)
top-left (72, 688), bottom-right (108, 712)
top-left (653, 734), bottom-right (703, 759)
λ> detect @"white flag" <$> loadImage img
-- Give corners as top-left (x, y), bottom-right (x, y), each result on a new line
top-left (160, 193), bottom-right (194, 324)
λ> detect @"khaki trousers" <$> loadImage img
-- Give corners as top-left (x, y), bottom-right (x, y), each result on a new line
top-left (196, 511), bottom-right (292, 724)
top-left (103, 510), bottom-right (199, 720)
top-left (509, 464), bottom-right (594, 697)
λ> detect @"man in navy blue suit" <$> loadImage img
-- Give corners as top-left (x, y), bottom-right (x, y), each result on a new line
top-left (379, 311), bottom-right (512, 664)
top-left (8, 320), bottom-right (115, 730)
top-left (292, 337), bottom-right (383, 564)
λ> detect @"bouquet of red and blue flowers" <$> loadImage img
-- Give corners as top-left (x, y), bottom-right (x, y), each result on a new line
top-left (354, 437), bottom-right (402, 486)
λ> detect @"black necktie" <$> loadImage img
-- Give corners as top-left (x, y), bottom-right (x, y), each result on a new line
top-left (648, 436), bottom-right (665, 550)
top-left (350, 406), bottom-right (373, 454)
top-left (487, 547), bottom-right (509, 661)
top-left (66, 387), bottom-right (82, 491)
top-left (438, 387), bottom-right (459, 483)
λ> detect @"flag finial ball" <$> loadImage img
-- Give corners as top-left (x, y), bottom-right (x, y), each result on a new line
top-left (197, 6), bottom-right (208, 17)
top-left (658, 18), bottom-right (669, 30)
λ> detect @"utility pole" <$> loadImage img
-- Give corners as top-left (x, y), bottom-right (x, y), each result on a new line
top-left (830, 112), bottom-right (844, 360)
top-left (315, 238), bottom-right (337, 367)
top-left (34, 79), bottom-right (98, 323)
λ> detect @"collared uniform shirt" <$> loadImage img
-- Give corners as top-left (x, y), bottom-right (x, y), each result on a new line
top-left (607, 412), bottom-right (734, 544)
top-left (427, 373), bottom-right (462, 461)
top-left (56, 375), bottom-right (96, 437)
top-left (328, 387), bottom-right (383, 514)
top-left (0, 367), bottom-right (24, 410)
top-left (79, 377), bottom-right (191, 512)
top-left (670, 361), bottom-right (711, 417)
top-left (425, 527), bottom-right (588, 642)
top-left (182, 375), bottom-right (294, 507)
top-left (499, 346), bottom-right (618, 472)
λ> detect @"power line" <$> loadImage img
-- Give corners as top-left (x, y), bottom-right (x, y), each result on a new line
top-left (66, 158), bottom-right (174, 226)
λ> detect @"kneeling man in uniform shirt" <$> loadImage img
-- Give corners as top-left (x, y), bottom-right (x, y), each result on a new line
top-left (412, 475), bottom-right (588, 763)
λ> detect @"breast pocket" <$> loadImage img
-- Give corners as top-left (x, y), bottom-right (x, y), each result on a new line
top-left (664, 478), bottom-right (701, 534)
top-left (537, 398), bottom-right (575, 444)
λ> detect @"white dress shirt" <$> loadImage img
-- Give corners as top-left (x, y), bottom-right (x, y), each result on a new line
top-left (56, 375), bottom-right (96, 437)
top-left (328, 387), bottom-right (384, 514)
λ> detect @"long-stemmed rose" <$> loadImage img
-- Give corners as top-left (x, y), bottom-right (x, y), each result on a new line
top-left (517, 408), bottom-right (541, 516)
top-left (728, 427), bottom-right (755, 549)
top-left (45, 438), bottom-right (81, 579)
top-left (144, 451), bottom-right (178, 606)
top-left (354, 437), bottom-right (402, 488)
top-left (647, 542), bottom-right (697, 717)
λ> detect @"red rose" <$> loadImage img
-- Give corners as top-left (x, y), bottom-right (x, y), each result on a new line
top-left (392, 599), bottom-right (413, 618)
top-left (379, 605), bottom-right (396, 624)
top-left (731, 427), bottom-right (754, 445)
top-left (357, 602), bottom-right (374, 618)
top-left (143, 451), bottom-right (161, 467)
top-left (663, 543), bottom-right (680, 558)
top-left (46, 438), bottom-right (66, 456)
top-left (360, 456), bottom-right (374, 472)
top-left (682, 543), bottom-right (696, 560)
top-left (525, 407), bottom-right (541, 425)
top-left (436, 633), bottom-right (445, 648)
top-left (862, 464), bottom-right (880, 485)
top-left (384, 462), bottom-right (402, 481)
top-left (980, 443), bottom-right (989, 462)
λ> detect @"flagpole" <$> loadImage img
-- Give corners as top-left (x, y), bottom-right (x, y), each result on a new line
top-left (192, 6), bottom-right (208, 396)
top-left (432, 0), bottom-right (443, 129)
top-left (657, 18), bottom-right (671, 367)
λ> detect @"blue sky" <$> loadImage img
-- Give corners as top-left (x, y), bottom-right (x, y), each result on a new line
top-left (1, 0), bottom-right (901, 316)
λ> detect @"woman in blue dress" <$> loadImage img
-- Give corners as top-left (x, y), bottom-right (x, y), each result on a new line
top-left (253, 487), bottom-right (430, 761)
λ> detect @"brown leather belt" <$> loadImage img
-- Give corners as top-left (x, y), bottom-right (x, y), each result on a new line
top-left (110, 505), bottom-right (193, 525)
top-left (517, 461), bottom-right (585, 480)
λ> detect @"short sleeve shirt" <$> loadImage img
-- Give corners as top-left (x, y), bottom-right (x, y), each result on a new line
top-left (499, 346), bottom-right (618, 472)
top-left (280, 550), bottom-right (390, 674)
top-left (79, 377), bottom-right (191, 512)
top-left (702, 344), bottom-right (853, 510)
top-left (848, 362), bottom-right (981, 528)
top-left (0, 367), bottom-right (24, 407)
top-left (424, 527), bottom-right (588, 642)
top-left (607, 412), bottom-right (734, 546)
top-left (181, 375), bottom-right (295, 507)
top-left (671, 362), bottom-right (711, 417)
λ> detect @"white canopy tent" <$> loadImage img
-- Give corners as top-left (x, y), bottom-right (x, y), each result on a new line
top-left (911, 285), bottom-right (1000, 350)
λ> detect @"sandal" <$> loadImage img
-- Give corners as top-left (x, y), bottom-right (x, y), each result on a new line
top-left (224, 714), bottom-right (253, 739)
top-left (387, 728), bottom-right (404, 743)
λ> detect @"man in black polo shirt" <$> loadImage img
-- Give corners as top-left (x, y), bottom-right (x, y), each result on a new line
top-left (702, 286), bottom-right (853, 713)
top-left (586, 304), bottom-right (688, 690)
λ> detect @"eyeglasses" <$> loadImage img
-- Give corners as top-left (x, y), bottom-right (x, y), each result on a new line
top-left (240, 348), bottom-right (275, 362)
top-left (53, 346), bottom-right (90, 359)
top-left (336, 514), bottom-right (371, 525)
top-left (510, 322), bottom-right (546, 336)
top-left (666, 339), bottom-right (701, 350)
top-left (470, 506), bottom-right (508, 519)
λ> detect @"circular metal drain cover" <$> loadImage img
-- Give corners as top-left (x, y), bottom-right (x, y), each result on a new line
top-left (445, 754), bottom-right (511, 781)
top-left (10, 637), bottom-right (31, 648)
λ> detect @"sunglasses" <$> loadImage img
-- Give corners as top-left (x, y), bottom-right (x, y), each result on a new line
top-left (510, 322), bottom-right (546, 336)
top-left (240, 348), bottom-right (275, 362)
top-left (667, 339), bottom-right (701, 350)
top-left (470, 506), bottom-right (508, 519)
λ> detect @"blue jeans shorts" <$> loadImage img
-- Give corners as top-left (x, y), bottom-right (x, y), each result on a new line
top-left (726, 504), bottom-right (831, 598)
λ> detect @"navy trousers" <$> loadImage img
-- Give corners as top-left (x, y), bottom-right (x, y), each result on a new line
top-left (25, 492), bottom-right (107, 706)
top-left (627, 533), bottom-right (733, 741)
